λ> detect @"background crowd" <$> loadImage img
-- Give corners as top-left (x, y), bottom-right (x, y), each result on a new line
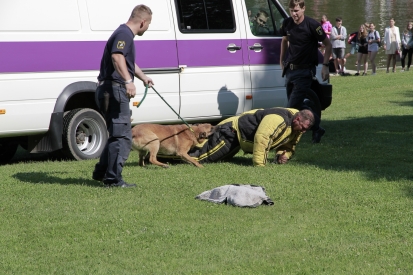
top-left (321, 15), bottom-right (413, 75)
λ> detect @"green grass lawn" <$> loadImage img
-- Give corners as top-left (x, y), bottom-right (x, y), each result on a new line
top-left (1, 70), bottom-right (413, 274)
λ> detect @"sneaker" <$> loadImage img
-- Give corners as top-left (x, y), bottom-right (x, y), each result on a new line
top-left (105, 181), bottom-right (136, 188)
top-left (362, 72), bottom-right (366, 76)
top-left (401, 69), bottom-right (405, 72)
top-left (312, 127), bottom-right (325, 144)
top-left (371, 73), bottom-right (376, 75)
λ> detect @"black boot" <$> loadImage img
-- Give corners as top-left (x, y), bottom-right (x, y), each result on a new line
top-left (312, 127), bottom-right (325, 143)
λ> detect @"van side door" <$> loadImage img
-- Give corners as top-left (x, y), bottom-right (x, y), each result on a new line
top-left (241, 0), bottom-right (288, 109)
top-left (173, 0), bottom-right (248, 120)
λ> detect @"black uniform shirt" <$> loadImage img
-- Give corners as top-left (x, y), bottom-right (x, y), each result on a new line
top-left (98, 24), bottom-right (136, 83)
top-left (280, 16), bottom-right (326, 65)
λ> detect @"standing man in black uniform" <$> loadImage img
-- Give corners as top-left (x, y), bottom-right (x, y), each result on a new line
top-left (93, 5), bottom-right (154, 188)
top-left (280, 0), bottom-right (332, 143)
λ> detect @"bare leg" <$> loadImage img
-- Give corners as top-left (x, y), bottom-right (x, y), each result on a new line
top-left (356, 52), bottom-right (362, 73)
top-left (369, 51), bottom-right (378, 73)
top-left (334, 58), bottom-right (339, 73)
top-left (363, 54), bottom-right (368, 74)
top-left (391, 54), bottom-right (397, 72)
top-left (386, 54), bottom-right (392, 72)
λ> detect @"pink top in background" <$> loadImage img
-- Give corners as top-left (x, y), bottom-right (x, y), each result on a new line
top-left (322, 21), bottom-right (332, 38)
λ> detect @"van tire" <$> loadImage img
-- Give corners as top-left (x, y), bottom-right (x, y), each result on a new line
top-left (0, 139), bottom-right (19, 163)
top-left (61, 108), bottom-right (108, 160)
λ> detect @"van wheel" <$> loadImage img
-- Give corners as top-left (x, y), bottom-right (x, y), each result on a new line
top-left (62, 108), bottom-right (108, 160)
top-left (0, 139), bottom-right (19, 163)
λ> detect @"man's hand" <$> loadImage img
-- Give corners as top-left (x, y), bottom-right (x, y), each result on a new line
top-left (277, 150), bottom-right (288, 164)
top-left (125, 82), bottom-right (136, 99)
top-left (142, 76), bottom-right (154, 88)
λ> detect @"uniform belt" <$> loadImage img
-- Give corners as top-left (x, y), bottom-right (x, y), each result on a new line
top-left (288, 63), bottom-right (313, 70)
top-left (98, 80), bottom-right (125, 88)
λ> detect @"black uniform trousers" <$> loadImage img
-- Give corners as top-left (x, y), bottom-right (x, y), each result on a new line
top-left (94, 82), bottom-right (132, 185)
top-left (285, 67), bottom-right (321, 132)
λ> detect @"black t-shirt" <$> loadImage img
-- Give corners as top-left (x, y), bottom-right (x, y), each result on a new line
top-left (280, 16), bottom-right (326, 65)
top-left (97, 24), bottom-right (135, 83)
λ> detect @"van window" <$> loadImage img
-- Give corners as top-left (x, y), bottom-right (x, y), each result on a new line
top-left (245, 0), bottom-right (284, 36)
top-left (175, 0), bottom-right (235, 33)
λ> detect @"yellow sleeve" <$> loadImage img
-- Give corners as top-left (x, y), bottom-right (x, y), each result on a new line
top-left (252, 114), bottom-right (286, 167)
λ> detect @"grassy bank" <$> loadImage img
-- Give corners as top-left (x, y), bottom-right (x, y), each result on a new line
top-left (1, 70), bottom-right (412, 274)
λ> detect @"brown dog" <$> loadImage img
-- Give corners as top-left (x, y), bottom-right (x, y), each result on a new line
top-left (131, 123), bottom-right (215, 168)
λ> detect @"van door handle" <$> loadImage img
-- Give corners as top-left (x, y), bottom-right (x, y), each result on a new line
top-left (227, 43), bottom-right (242, 52)
top-left (249, 43), bottom-right (264, 52)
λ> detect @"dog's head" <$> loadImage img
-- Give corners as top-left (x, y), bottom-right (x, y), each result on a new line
top-left (194, 123), bottom-right (215, 142)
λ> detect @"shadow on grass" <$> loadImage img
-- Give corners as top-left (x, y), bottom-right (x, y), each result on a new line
top-left (5, 115), bottom-right (413, 192)
top-left (124, 154), bottom-right (252, 168)
top-left (298, 115), bottom-right (413, 183)
top-left (390, 91), bottom-right (413, 107)
top-left (4, 147), bottom-right (71, 165)
top-left (13, 172), bottom-right (102, 187)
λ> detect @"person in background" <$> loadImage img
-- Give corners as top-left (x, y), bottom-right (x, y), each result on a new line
top-left (355, 24), bottom-right (369, 76)
top-left (383, 18), bottom-right (401, 73)
top-left (251, 10), bottom-right (270, 35)
top-left (367, 22), bottom-right (380, 75)
top-left (280, 0), bottom-right (331, 143)
top-left (400, 21), bottom-right (413, 71)
top-left (344, 30), bottom-right (358, 67)
top-left (93, 5), bottom-right (154, 188)
top-left (330, 17), bottom-right (347, 75)
top-left (321, 15), bottom-right (332, 38)
top-left (320, 15), bottom-right (332, 54)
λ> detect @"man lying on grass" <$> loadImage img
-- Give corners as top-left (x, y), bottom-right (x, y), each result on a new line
top-left (189, 108), bottom-right (314, 166)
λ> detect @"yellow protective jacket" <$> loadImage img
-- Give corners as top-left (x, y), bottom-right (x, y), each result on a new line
top-left (230, 108), bottom-right (302, 167)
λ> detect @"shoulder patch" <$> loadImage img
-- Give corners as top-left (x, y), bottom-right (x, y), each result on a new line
top-left (316, 26), bottom-right (323, 36)
top-left (117, 41), bottom-right (126, 49)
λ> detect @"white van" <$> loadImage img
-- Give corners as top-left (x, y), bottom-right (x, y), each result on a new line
top-left (0, 0), bottom-right (331, 162)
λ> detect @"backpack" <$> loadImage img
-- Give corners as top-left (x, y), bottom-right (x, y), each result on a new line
top-left (375, 31), bottom-right (381, 47)
top-left (347, 32), bottom-right (357, 44)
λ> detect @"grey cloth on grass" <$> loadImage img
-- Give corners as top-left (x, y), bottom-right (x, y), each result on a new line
top-left (195, 184), bottom-right (274, 207)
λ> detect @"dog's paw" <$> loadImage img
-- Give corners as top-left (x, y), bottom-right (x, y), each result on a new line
top-left (162, 165), bottom-right (170, 169)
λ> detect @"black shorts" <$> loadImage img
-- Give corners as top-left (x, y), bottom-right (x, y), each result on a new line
top-left (358, 46), bottom-right (368, 55)
top-left (332, 48), bottom-right (345, 59)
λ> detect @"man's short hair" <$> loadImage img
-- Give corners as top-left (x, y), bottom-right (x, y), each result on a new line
top-left (336, 17), bottom-right (342, 22)
top-left (289, 0), bottom-right (305, 9)
top-left (296, 109), bottom-right (315, 128)
top-left (257, 10), bottom-right (269, 18)
top-left (130, 4), bottom-right (152, 20)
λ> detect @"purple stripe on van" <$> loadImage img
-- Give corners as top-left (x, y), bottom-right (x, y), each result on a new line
top-left (176, 39), bottom-right (245, 66)
top-left (0, 40), bottom-right (179, 73)
top-left (243, 38), bottom-right (281, 65)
